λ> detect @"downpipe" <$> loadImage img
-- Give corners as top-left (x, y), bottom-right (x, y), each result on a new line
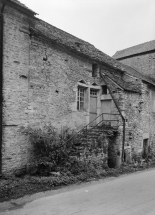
top-left (0, 2), bottom-right (6, 176)
top-left (100, 72), bottom-right (125, 163)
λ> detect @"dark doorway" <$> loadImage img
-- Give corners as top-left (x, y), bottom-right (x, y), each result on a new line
top-left (142, 139), bottom-right (149, 159)
top-left (108, 138), bottom-right (117, 168)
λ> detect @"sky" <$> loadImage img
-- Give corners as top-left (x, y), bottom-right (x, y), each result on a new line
top-left (21, 0), bottom-right (155, 56)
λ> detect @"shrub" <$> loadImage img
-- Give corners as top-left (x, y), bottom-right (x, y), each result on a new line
top-left (21, 125), bottom-right (109, 176)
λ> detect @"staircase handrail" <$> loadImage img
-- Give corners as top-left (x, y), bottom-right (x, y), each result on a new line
top-left (65, 112), bottom-right (121, 144)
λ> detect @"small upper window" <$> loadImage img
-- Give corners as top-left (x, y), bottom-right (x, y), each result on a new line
top-left (77, 87), bottom-right (85, 111)
top-left (102, 85), bottom-right (108, 94)
top-left (92, 64), bottom-right (99, 77)
top-left (90, 89), bottom-right (97, 96)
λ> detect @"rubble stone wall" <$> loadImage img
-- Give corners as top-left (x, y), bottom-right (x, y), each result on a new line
top-left (2, 6), bottom-right (103, 174)
top-left (2, 5), bottom-right (155, 174)
top-left (2, 6), bottom-right (31, 173)
top-left (122, 84), bottom-right (155, 156)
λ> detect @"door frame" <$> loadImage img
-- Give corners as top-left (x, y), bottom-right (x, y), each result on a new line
top-left (89, 87), bottom-right (101, 126)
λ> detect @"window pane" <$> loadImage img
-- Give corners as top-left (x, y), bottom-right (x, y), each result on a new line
top-left (80, 101), bottom-right (84, 110)
top-left (77, 87), bottom-right (85, 111)
top-left (90, 89), bottom-right (97, 95)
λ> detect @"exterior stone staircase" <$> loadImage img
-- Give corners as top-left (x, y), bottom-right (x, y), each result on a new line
top-left (80, 126), bottom-right (118, 144)
top-left (69, 125), bottom-right (118, 159)
top-left (65, 113), bottom-right (121, 167)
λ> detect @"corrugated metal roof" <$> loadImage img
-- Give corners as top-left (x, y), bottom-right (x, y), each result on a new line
top-left (113, 40), bottom-right (155, 59)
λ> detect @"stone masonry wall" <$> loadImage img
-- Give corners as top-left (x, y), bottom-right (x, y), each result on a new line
top-left (2, 6), bottom-right (104, 174)
top-left (119, 52), bottom-right (155, 76)
top-left (2, 4), bottom-right (155, 174)
top-left (28, 35), bottom-right (101, 130)
top-left (103, 74), bottom-right (155, 160)
top-left (122, 84), bottom-right (155, 156)
top-left (2, 6), bottom-right (31, 173)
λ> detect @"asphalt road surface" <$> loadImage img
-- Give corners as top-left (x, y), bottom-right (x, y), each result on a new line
top-left (0, 168), bottom-right (155, 215)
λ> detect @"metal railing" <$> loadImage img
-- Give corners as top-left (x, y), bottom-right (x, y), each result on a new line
top-left (65, 113), bottom-right (121, 145)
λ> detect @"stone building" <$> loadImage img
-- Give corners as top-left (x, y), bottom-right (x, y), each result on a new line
top-left (113, 40), bottom-right (155, 78)
top-left (0, 0), bottom-right (155, 174)
top-left (113, 41), bottom-right (155, 160)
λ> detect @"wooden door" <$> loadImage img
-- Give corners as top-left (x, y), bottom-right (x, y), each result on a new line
top-left (101, 100), bottom-right (112, 126)
top-left (89, 89), bottom-right (98, 126)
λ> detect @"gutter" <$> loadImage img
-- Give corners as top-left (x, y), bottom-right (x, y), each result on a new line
top-left (0, 2), bottom-right (6, 176)
top-left (100, 71), bottom-right (125, 163)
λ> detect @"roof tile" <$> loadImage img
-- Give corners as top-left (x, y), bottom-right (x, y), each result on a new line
top-left (31, 19), bottom-right (155, 90)
top-left (113, 40), bottom-right (155, 59)
top-left (9, 0), bottom-right (36, 14)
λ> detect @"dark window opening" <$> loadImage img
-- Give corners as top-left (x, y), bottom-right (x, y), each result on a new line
top-left (92, 64), bottom-right (99, 77)
top-left (102, 85), bottom-right (108, 94)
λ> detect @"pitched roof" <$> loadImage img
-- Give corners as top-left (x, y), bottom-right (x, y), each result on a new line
top-left (102, 69), bottom-right (142, 93)
top-left (30, 19), bottom-right (142, 74)
top-left (11, 0), bottom-right (31, 10)
top-left (3, 0), bottom-right (37, 15)
top-left (30, 20), bottom-right (155, 91)
top-left (120, 64), bottom-right (155, 87)
top-left (113, 40), bottom-right (155, 59)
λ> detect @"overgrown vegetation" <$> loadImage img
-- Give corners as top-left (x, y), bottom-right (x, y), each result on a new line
top-left (1, 160), bottom-right (155, 203)
top-left (20, 125), bottom-right (109, 177)
top-left (0, 125), bottom-right (155, 202)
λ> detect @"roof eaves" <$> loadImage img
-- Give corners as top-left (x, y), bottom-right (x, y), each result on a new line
top-left (2, 0), bottom-right (37, 16)
top-left (121, 64), bottom-right (155, 87)
top-left (114, 49), bottom-right (155, 60)
top-left (30, 26), bottom-right (130, 76)
top-left (101, 70), bottom-right (141, 93)
top-left (30, 19), bottom-right (153, 89)
top-left (101, 71), bottom-right (124, 91)
top-left (113, 40), bottom-right (155, 59)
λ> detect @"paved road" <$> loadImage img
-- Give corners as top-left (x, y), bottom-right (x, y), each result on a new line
top-left (0, 169), bottom-right (155, 215)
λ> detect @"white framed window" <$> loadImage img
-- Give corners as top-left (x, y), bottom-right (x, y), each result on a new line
top-left (77, 87), bottom-right (85, 111)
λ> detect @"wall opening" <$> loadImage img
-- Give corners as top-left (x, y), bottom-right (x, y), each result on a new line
top-left (124, 146), bottom-right (131, 163)
top-left (102, 85), bottom-right (108, 94)
top-left (92, 64), bottom-right (99, 77)
top-left (108, 134), bottom-right (118, 168)
top-left (142, 138), bottom-right (149, 159)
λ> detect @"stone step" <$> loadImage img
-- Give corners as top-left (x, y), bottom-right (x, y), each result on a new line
top-left (73, 126), bottom-right (118, 146)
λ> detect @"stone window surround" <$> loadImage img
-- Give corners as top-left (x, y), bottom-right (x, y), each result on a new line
top-left (76, 82), bottom-right (101, 114)
top-left (76, 82), bottom-right (114, 125)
